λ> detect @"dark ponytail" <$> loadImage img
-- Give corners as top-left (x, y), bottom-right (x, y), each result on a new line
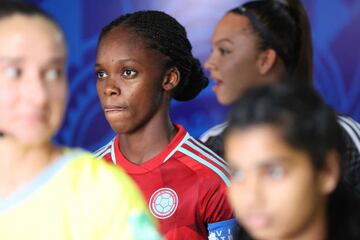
top-left (286, 0), bottom-right (313, 85)
top-left (99, 10), bottom-right (208, 101)
top-left (229, 0), bottom-right (313, 86)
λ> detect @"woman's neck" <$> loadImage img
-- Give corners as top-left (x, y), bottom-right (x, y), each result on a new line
top-left (0, 139), bottom-right (61, 198)
top-left (118, 113), bottom-right (177, 165)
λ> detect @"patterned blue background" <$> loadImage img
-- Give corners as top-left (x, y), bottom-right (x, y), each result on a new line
top-left (26, 0), bottom-right (360, 151)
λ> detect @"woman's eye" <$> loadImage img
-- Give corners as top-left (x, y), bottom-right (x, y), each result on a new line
top-left (122, 69), bottom-right (137, 78)
top-left (3, 66), bottom-right (21, 79)
top-left (267, 166), bottom-right (285, 179)
top-left (44, 69), bottom-right (62, 82)
top-left (231, 169), bottom-right (245, 182)
top-left (218, 47), bottom-right (231, 56)
top-left (96, 71), bottom-right (108, 79)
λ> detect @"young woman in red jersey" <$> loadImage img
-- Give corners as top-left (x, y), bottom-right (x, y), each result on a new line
top-left (94, 10), bottom-right (236, 240)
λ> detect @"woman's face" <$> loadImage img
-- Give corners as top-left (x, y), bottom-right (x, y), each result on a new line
top-left (225, 125), bottom-right (333, 240)
top-left (95, 27), bottom-right (171, 134)
top-left (205, 13), bottom-right (265, 105)
top-left (0, 15), bottom-right (67, 145)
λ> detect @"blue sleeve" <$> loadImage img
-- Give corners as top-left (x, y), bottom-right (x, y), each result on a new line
top-left (207, 218), bottom-right (238, 239)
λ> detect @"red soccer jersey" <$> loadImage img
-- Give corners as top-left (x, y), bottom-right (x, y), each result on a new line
top-left (95, 124), bottom-right (236, 239)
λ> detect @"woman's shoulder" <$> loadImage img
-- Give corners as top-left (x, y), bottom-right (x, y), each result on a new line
top-left (336, 116), bottom-right (360, 191)
top-left (198, 122), bottom-right (228, 158)
top-left (337, 115), bottom-right (360, 150)
top-left (199, 122), bottom-right (228, 142)
top-left (328, 183), bottom-right (360, 240)
top-left (61, 148), bottom-right (138, 193)
top-left (171, 130), bottom-right (230, 187)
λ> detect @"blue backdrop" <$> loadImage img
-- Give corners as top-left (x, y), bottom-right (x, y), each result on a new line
top-left (26, 0), bottom-right (360, 151)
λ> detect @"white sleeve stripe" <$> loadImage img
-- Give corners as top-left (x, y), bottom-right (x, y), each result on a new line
top-left (178, 147), bottom-right (231, 186)
top-left (341, 116), bottom-right (360, 134)
top-left (94, 143), bottom-right (111, 155)
top-left (338, 117), bottom-right (360, 152)
top-left (189, 137), bottom-right (230, 167)
top-left (163, 132), bottom-right (191, 163)
top-left (184, 140), bottom-right (230, 173)
top-left (199, 122), bottom-right (228, 142)
top-left (95, 145), bottom-right (111, 157)
top-left (97, 149), bottom-right (111, 159)
top-left (338, 116), bottom-right (360, 141)
top-left (110, 139), bottom-right (117, 164)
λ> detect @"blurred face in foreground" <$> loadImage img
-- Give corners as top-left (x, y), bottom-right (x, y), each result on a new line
top-left (225, 125), bottom-right (338, 240)
top-left (0, 14), bottom-right (67, 146)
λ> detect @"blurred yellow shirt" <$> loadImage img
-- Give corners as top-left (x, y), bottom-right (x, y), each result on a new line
top-left (0, 149), bottom-right (162, 240)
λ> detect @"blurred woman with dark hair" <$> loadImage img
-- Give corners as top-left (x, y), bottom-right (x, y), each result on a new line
top-left (225, 83), bottom-right (360, 240)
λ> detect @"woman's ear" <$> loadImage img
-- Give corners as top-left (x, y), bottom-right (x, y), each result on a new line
top-left (256, 48), bottom-right (277, 75)
top-left (318, 150), bottom-right (340, 195)
top-left (163, 67), bottom-right (180, 91)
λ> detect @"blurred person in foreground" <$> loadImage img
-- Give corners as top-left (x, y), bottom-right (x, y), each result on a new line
top-left (225, 83), bottom-right (360, 240)
top-left (0, 2), bottom-right (161, 239)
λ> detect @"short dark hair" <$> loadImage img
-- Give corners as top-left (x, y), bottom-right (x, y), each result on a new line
top-left (229, 0), bottom-right (312, 85)
top-left (98, 10), bottom-right (208, 101)
top-left (226, 82), bottom-right (344, 171)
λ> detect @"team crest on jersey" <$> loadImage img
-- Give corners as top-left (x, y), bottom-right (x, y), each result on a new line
top-left (149, 188), bottom-right (178, 219)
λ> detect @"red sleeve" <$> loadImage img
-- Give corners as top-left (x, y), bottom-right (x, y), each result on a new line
top-left (199, 175), bottom-right (233, 223)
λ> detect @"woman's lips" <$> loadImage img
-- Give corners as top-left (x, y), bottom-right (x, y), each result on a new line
top-left (242, 214), bottom-right (271, 229)
top-left (103, 105), bottom-right (128, 113)
top-left (212, 79), bottom-right (223, 93)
